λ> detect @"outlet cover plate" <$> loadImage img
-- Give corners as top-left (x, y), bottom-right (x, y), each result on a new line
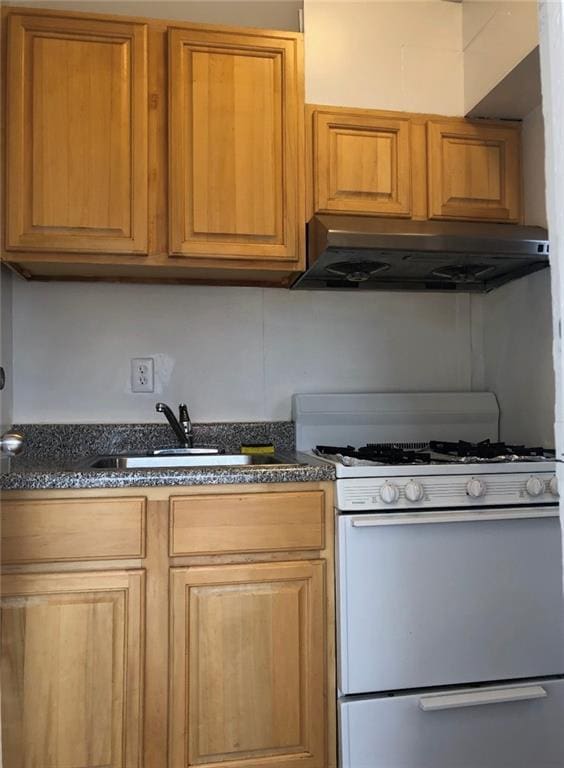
top-left (131, 357), bottom-right (154, 393)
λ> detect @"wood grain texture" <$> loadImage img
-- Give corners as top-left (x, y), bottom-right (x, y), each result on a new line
top-left (168, 25), bottom-right (304, 263)
top-left (170, 491), bottom-right (325, 556)
top-left (0, 256), bottom-right (301, 285)
top-left (313, 108), bottom-right (412, 216)
top-left (144, 500), bottom-right (170, 768)
top-left (170, 560), bottom-right (326, 768)
top-left (0, 482), bottom-right (336, 768)
top-left (427, 119), bottom-right (521, 222)
top-left (1, 569), bottom-right (144, 768)
top-left (2, 6), bottom-right (306, 282)
top-left (410, 121), bottom-right (429, 220)
top-left (6, 12), bottom-right (148, 253)
top-left (1, 496), bottom-right (146, 564)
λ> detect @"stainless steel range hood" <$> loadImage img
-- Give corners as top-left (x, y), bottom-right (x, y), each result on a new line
top-left (291, 215), bottom-right (549, 292)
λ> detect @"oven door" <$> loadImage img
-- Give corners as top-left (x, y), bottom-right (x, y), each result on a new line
top-left (337, 507), bottom-right (564, 695)
top-left (339, 678), bottom-right (564, 768)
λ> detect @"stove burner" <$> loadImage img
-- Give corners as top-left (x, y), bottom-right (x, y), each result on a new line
top-left (314, 440), bottom-right (554, 466)
top-left (315, 444), bottom-right (432, 465)
top-left (430, 439), bottom-right (550, 460)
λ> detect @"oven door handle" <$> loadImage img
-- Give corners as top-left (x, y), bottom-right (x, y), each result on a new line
top-left (419, 685), bottom-right (547, 711)
top-left (350, 508), bottom-right (558, 527)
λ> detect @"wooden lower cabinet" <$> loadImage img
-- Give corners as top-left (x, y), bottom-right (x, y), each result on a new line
top-left (170, 560), bottom-right (326, 768)
top-left (0, 569), bottom-right (145, 768)
top-left (0, 484), bottom-right (335, 768)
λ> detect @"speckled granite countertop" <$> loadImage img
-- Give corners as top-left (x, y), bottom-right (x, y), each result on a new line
top-left (0, 422), bottom-right (335, 491)
top-left (0, 458), bottom-right (335, 491)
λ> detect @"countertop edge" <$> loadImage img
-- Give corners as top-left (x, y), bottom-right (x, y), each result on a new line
top-left (0, 461), bottom-right (335, 491)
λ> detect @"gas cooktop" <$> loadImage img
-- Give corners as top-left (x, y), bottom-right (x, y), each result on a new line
top-left (314, 439), bottom-right (555, 467)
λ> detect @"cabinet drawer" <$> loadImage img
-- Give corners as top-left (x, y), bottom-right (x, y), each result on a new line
top-left (1, 497), bottom-right (146, 564)
top-left (170, 491), bottom-right (325, 556)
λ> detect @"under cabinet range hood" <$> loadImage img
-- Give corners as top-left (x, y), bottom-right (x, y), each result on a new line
top-left (291, 215), bottom-right (549, 292)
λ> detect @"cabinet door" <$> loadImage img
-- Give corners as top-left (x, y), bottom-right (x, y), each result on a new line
top-left (6, 14), bottom-right (148, 253)
top-left (312, 109), bottom-right (412, 216)
top-left (427, 120), bottom-right (521, 222)
top-left (169, 27), bottom-right (304, 264)
top-left (170, 561), bottom-right (326, 768)
top-left (1, 570), bottom-right (144, 768)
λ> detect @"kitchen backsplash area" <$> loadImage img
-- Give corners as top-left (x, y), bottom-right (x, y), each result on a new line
top-left (9, 267), bottom-right (554, 447)
top-left (12, 280), bottom-right (478, 422)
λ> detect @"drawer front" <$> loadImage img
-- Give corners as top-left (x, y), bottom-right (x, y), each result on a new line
top-left (340, 681), bottom-right (564, 768)
top-left (1, 497), bottom-right (146, 564)
top-left (170, 491), bottom-right (325, 556)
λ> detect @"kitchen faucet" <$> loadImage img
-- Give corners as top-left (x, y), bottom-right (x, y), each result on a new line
top-left (156, 402), bottom-right (193, 447)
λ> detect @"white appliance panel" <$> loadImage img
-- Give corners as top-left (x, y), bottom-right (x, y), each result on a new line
top-left (337, 510), bottom-right (564, 695)
top-left (336, 471), bottom-right (557, 510)
top-left (293, 392), bottom-right (499, 452)
top-left (339, 679), bottom-right (564, 768)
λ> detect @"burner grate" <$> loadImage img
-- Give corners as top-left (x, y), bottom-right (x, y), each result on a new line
top-left (315, 444), bottom-right (432, 465)
top-left (429, 439), bottom-right (549, 460)
top-left (314, 439), bottom-right (554, 466)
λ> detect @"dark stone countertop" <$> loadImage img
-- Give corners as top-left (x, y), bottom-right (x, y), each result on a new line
top-left (0, 454), bottom-right (335, 491)
top-left (0, 422), bottom-right (335, 490)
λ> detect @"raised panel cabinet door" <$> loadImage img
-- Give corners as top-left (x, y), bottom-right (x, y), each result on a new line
top-left (170, 560), bottom-right (326, 768)
top-left (169, 27), bottom-right (304, 263)
top-left (6, 13), bottom-right (148, 253)
top-left (427, 120), bottom-right (521, 222)
top-left (1, 570), bottom-right (144, 768)
top-left (313, 110), bottom-right (412, 216)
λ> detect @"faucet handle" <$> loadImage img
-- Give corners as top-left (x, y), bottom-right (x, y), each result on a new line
top-left (179, 403), bottom-right (190, 423)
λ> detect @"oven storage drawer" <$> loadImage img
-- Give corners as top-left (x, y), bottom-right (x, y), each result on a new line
top-left (339, 679), bottom-right (564, 768)
top-left (337, 509), bottom-right (564, 695)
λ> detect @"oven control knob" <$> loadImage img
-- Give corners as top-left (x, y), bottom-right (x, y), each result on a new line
top-left (550, 476), bottom-right (559, 497)
top-left (525, 475), bottom-right (545, 497)
top-left (405, 480), bottom-right (424, 502)
top-left (466, 478), bottom-right (487, 498)
top-left (380, 481), bottom-right (400, 504)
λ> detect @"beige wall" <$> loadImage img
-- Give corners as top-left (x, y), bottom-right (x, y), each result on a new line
top-left (463, 0), bottom-right (539, 114)
top-left (12, 282), bottom-right (478, 423)
top-left (481, 106), bottom-right (554, 446)
top-left (304, 0), bottom-right (464, 114)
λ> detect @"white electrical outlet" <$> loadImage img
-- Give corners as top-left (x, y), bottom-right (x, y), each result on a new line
top-left (131, 357), bottom-right (154, 393)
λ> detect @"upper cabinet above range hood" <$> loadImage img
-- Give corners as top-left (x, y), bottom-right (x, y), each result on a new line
top-left (291, 216), bottom-right (549, 293)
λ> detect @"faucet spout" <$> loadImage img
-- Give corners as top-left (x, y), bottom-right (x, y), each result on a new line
top-left (156, 402), bottom-right (193, 447)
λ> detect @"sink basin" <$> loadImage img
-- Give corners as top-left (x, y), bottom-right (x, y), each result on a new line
top-left (84, 453), bottom-right (294, 470)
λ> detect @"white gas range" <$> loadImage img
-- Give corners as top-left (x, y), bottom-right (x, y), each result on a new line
top-left (294, 392), bottom-right (564, 768)
top-left (295, 391), bottom-right (558, 510)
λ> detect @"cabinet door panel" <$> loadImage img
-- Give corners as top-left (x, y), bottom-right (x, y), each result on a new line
top-left (170, 561), bottom-right (325, 768)
top-left (427, 120), bottom-right (521, 222)
top-left (169, 28), bottom-right (304, 262)
top-left (6, 14), bottom-right (148, 253)
top-left (1, 570), bottom-right (144, 768)
top-left (313, 110), bottom-right (412, 216)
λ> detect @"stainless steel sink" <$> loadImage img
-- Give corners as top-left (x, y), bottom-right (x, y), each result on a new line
top-left (84, 452), bottom-right (294, 470)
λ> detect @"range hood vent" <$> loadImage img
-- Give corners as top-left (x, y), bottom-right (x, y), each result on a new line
top-left (291, 215), bottom-right (549, 293)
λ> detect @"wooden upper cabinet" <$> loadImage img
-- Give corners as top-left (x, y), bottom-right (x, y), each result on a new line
top-left (1, 570), bottom-right (144, 768)
top-left (6, 13), bottom-right (148, 253)
top-left (427, 120), bottom-right (521, 222)
top-left (311, 108), bottom-right (412, 217)
top-left (170, 561), bottom-right (326, 768)
top-left (168, 27), bottom-right (304, 263)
